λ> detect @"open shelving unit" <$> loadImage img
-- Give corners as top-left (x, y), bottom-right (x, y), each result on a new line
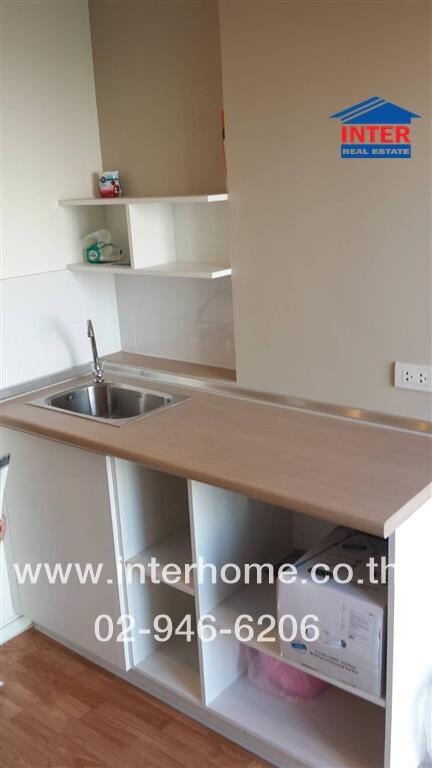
top-left (111, 464), bottom-right (388, 768)
top-left (60, 193), bottom-right (231, 280)
top-left (112, 459), bottom-right (202, 703)
top-left (186, 481), bottom-right (387, 767)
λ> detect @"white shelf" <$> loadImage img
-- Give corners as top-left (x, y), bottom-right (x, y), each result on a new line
top-left (127, 527), bottom-right (194, 595)
top-left (134, 636), bottom-right (201, 704)
top-left (211, 581), bottom-right (386, 708)
top-left (59, 194), bottom-right (228, 206)
top-left (211, 674), bottom-right (385, 768)
top-left (137, 261), bottom-right (231, 279)
top-left (67, 262), bottom-right (133, 276)
top-left (66, 261), bottom-right (231, 280)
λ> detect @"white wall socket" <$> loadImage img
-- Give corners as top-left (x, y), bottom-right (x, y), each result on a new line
top-left (394, 362), bottom-right (432, 393)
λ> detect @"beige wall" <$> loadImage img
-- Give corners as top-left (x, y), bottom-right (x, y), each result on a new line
top-left (220, 0), bottom-right (431, 419)
top-left (1, 0), bottom-right (102, 279)
top-left (89, 0), bottom-right (226, 197)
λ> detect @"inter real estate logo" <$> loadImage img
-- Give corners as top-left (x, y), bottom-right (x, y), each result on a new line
top-left (330, 96), bottom-right (420, 158)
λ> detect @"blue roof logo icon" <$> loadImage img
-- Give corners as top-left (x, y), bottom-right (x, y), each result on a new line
top-left (330, 96), bottom-right (420, 124)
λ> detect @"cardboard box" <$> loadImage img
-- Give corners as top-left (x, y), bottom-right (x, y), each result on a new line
top-left (277, 526), bottom-right (387, 698)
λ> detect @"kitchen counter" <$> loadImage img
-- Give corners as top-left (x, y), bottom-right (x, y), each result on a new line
top-left (1, 361), bottom-right (430, 538)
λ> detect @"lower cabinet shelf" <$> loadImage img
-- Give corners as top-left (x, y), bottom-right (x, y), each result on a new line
top-left (210, 673), bottom-right (386, 768)
top-left (134, 636), bottom-right (201, 704)
top-left (127, 527), bottom-right (194, 595)
top-left (211, 580), bottom-right (386, 708)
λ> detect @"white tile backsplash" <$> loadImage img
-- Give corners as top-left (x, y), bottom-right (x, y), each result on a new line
top-left (1, 270), bottom-right (121, 389)
top-left (186, 320), bottom-right (235, 367)
top-left (116, 275), bottom-right (236, 368)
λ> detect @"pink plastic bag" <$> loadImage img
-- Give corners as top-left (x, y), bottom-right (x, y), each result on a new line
top-left (247, 648), bottom-right (329, 699)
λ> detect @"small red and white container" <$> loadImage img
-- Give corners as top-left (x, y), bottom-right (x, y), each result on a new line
top-left (99, 170), bottom-right (122, 198)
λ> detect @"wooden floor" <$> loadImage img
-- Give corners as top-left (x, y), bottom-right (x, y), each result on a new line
top-left (0, 628), bottom-right (270, 768)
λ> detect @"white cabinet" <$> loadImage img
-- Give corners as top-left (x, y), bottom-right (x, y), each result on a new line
top-left (2, 429), bottom-right (127, 669)
top-left (3, 426), bottom-right (430, 768)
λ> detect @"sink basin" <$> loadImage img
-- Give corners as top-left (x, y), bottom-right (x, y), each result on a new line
top-left (30, 382), bottom-right (188, 426)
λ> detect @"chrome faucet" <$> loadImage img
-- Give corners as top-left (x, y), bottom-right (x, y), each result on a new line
top-left (87, 319), bottom-right (104, 383)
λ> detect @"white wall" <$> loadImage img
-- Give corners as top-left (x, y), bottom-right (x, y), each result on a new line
top-left (220, 0), bottom-right (432, 420)
top-left (1, 0), bottom-right (102, 279)
top-left (116, 276), bottom-right (235, 369)
top-left (0, 270), bottom-right (120, 390)
top-left (0, 0), bottom-right (122, 394)
top-left (0, 0), bottom-right (120, 630)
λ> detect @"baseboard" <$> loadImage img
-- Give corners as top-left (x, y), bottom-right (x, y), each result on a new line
top-left (0, 616), bottom-right (32, 645)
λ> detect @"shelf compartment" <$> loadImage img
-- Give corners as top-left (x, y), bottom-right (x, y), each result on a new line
top-left (63, 193), bottom-right (230, 277)
top-left (113, 459), bottom-right (190, 565)
top-left (135, 635), bottom-right (202, 704)
top-left (210, 673), bottom-right (385, 768)
top-left (127, 578), bottom-right (200, 703)
top-left (211, 580), bottom-right (386, 708)
top-left (127, 526), bottom-right (194, 595)
top-left (59, 194), bottom-right (228, 206)
top-left (66, 260), bottom-right (231, 279)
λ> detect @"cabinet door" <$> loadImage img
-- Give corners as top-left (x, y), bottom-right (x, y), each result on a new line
top-left (2, 428), bottom-right (127, 669)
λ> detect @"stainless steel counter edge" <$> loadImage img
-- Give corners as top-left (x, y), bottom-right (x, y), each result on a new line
top-left (2, 359), bottom-right (431, 436)
top-left (0, 363), bottom-right (90, 402)
top-left (102, 361), bottom-right (432, 435)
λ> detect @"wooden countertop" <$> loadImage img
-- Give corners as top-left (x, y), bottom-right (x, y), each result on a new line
top-left (1, 371), bottom-right (430, 538)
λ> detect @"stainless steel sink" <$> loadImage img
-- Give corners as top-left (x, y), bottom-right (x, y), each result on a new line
top-left (30, 382), bottom-right (189, 426)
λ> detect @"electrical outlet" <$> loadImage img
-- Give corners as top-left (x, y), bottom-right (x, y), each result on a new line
top-left (394, 362), bottom-right (432, 392)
